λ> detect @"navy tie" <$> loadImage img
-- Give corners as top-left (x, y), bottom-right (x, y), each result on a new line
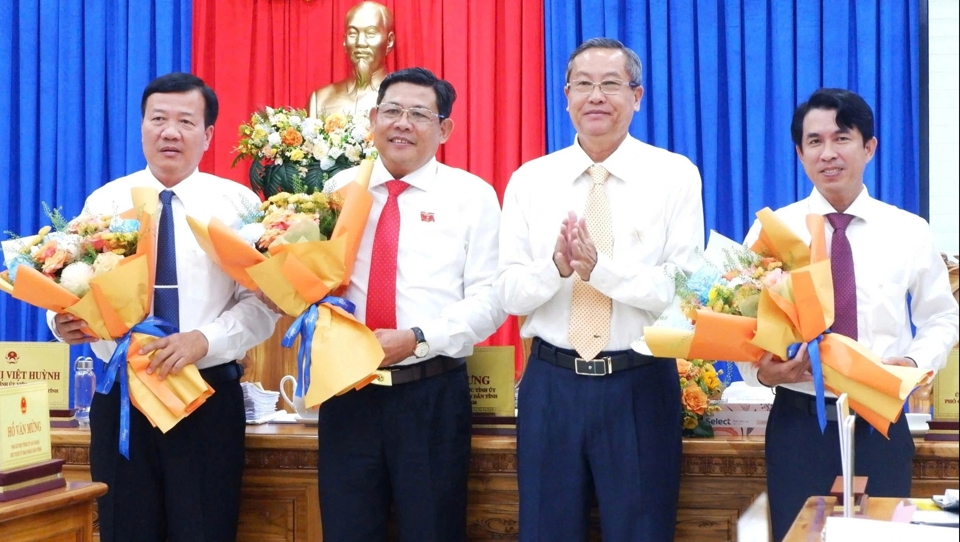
top-left (154, 189), bottom-right (179, 327)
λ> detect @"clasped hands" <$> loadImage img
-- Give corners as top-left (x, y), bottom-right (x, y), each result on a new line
top-left (53, 313), bottom-right (209, 381)
top-left (756, 342), bottom-right (917, 388)
top-left (554, 210), bottom-right (599, 281)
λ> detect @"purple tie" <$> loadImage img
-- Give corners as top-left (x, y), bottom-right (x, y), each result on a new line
top-left (826, 213), bottom-right (857, 340)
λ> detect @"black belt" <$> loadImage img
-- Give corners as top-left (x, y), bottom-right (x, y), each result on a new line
top-left (532, 337), bottom-right (665, 376)
top-left (374, 356), bottom-right (465, 386)
top-left (776, 386), bottom-right (840, 422)
top-left (199, 361), bottom-right (244, 386)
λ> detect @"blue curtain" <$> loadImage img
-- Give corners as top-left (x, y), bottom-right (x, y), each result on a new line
top-left (0, 1), bottom-right (191, 388)
top-left (545, 0), bottom-right (920, 240)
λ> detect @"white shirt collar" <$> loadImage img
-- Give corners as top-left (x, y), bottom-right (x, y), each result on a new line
top-left (562, 134), bottom-right (644, 184)
top-left (141, 167), bottom-right (202, 200)
top-left (372, 157), bottom-right (438, 192)
top-left (807, 185), bottom-right (882, 224)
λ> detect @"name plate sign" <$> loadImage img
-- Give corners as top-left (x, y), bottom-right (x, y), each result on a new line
top-left (467, 346), bottom-right (515, 418)
top-left (0, 381), bottom-right (52, 471)
top-left (0, 342), bottom-right (70, 410)
top-left (932, 345), bottom-right (959, 422)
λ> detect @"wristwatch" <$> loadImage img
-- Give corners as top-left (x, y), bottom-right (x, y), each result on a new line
top-left (412, 327), bottom-right (429, 358)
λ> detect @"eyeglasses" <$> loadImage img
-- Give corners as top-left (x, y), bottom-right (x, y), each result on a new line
top-left (566, 80), bottom-right (637, 95)
top-left (376, 104), bottom-right (445, 125)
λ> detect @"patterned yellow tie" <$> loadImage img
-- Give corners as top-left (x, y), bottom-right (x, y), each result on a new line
top-left (568, 164), bottom-right (613, 360)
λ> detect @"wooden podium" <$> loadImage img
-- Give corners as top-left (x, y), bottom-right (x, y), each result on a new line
top-left (0, 481), bottom-right (106, 542)
top-left (50, 427), bottom-right (959, 542)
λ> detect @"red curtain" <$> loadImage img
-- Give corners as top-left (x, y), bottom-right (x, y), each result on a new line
top-left (192, 0), bottom-right (546, 375)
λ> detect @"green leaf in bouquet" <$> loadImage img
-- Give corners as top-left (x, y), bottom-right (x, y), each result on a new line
top-left (42, 202), bottom-right (69, 232)
top-left (317, 208), bottom-right (338, 240)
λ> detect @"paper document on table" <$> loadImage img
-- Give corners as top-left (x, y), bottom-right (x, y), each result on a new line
top-left (823, 516), bottom-right (956, 541)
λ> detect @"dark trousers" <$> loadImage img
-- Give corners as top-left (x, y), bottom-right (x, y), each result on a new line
top-left (517, 354), bottom-right (682, 542)
top-left (766, 387), bottom-right (915, 541)
top-left (318, 363), bottom-right (472, 542)
top-left (90, 366), bottom-right (247, 542)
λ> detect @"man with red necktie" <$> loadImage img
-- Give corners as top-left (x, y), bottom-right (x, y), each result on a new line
top-left (737, 88), bottom-right (960, 541)
top-left (318, 67), bottom-right (506, 542)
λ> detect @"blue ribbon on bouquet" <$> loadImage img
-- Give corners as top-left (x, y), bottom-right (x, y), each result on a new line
top-left (787, 330), bottom-right (831, 433)
top-left (95, 317), bottom-right (178, 459)
top-left (281, 296), bottom-right (356, 399)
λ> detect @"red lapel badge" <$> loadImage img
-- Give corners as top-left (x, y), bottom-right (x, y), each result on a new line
top-left (420, 211), bottom-right (435, 223)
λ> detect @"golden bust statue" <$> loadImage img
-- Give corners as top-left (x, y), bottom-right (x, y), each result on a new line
top-left (308, 1), bottom-right (396, 117)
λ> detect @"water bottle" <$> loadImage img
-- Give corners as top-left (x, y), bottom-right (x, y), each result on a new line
top-left (74, 356), bottom-right (96, 428)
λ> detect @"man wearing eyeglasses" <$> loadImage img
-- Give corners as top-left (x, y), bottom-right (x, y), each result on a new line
top-left (496, 38), bottom-right (704, 542)
top-left (318, 67), bottom-right (506, 542)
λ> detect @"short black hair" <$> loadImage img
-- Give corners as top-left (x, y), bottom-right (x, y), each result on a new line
top-left (141, 72), bottom-right (219, 128)
top-left (377, 67), bottom-right (457, 120)
top-left (791, 88), bottom-right (874, 148)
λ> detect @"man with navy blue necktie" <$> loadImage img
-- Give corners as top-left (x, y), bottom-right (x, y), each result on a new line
top-left (49, 72), bottom-right (278, 542)
top-left (736, 88), bottom-right (959, 541)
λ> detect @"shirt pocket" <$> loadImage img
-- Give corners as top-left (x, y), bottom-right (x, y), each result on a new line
top-left (181, 246), bottom-right (233, 306)
top-left (401, 216), bottom-right (467, 292)
top-left (617, 213), bottom-right (666, 265)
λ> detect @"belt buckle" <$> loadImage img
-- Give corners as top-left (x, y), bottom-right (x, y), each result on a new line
top-left (574, 356), bottom-right (611, 376)
top-left (371, 369), bottom-right (393, 386)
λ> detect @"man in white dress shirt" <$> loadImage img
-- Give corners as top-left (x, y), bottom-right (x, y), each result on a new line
top-left (496, 38), bottom-right (704, 542)
top-left (50, 72), bottom-right (278, 542)
top-left (736, 88), bottom-right (960, 541)
top-left (318, 67), bottom-right (505, 542)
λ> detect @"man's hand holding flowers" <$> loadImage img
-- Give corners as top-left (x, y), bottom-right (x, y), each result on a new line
top-left (883, 357), bottom-right (918, 368)
top-left (141, 330), bottom-right (210, 380)
top-left (756, 342), bottom-right (812, 388)
top-left (373, 329), bottom-right (418, 368)
top-left (53, 313), bottom-right (97, 344)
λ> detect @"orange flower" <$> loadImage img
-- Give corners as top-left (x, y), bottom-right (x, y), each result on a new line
top-left (281, 127), bottom-right (303, 147)
top-left (676, 359), bottom-right (692, 376)
top-left (41, 248), bottom-right (70, 275)
top-left (682, 385), bottom-right (709, 416)
top-left (324, 112), bottom-right (347, 133)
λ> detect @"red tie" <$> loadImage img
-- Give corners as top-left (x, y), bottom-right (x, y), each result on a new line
top-left (366, 180), bottom-right (410, 330)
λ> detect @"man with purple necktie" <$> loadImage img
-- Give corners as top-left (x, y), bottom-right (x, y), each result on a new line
top-left (736, 88), bottom-right (959, 541)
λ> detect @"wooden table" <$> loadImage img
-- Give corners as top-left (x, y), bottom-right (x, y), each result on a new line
top-left (0, 481), bottom-right (107, 542)
top-left (52, 426), bottom-right (958, 542)
top-left (783, 496), bottom-right (912, 541)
